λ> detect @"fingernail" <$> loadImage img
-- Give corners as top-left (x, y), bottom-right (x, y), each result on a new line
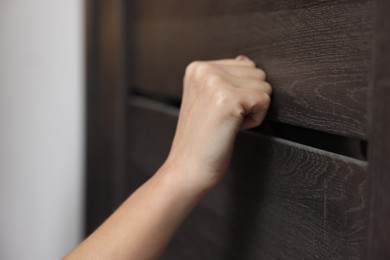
top-left (236, 55), bottom-right (250, 61)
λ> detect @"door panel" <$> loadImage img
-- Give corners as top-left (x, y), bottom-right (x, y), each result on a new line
top-left (87, 0), bottom-right (390, 257)
top-left (127, 97), bottom-right (368, 259)
top-left (132, 0), bottom-right (374, 138)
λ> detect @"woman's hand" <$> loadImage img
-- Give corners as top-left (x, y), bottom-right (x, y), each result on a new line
top-left (165, 56), bottom-right (272, 193)
top-left (65, 56), bottom-right (272, 260)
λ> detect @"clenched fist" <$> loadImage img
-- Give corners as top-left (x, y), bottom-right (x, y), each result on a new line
top-left (65, 56), bottom-right (272, 260)
top-left (165, 56), bottom-right (272, 193)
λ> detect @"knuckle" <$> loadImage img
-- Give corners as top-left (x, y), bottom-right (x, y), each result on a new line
top-left (206, 74), bottom-right (223, 87)
top-left (245, 59), bottom-right (256, 67)
top-left (187, 61), bottom-right (219, 83)
top-left (256, 68), bottom-right (266, 79)
top-left (260, 92), bottom-right (271, 109)
top-left (185, 61), bottom-right (201, 76)
top-left (201, 65), bottom-right (218, 80)
top-left (262, 81), bottom-right (272, 95)
top-left (194, 61), bottom-right (213, 75)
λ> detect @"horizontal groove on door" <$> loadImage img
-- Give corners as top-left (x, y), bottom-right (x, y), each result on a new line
top-left (129, 93), bottom-right (367, 161)
top-left (126, 98), bottom-right (368, 259)
top-left (256, 121), bottom-right (367, 161)
top-left (131, 0), bottom-right (373, 139)
top-left (130, 89), bottom-right (182, 108)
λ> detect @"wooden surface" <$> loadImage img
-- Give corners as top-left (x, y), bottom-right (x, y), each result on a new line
top-left (131, 0), bottom-right (374, 139)
top-left (85, 0), bottom-right (127, 234)
top-left (367, 0), bottom-right (390, 258)
top-left (85, 0), bottom-right (390, 257)
top-left (126, 97), bottom-right (368, 259)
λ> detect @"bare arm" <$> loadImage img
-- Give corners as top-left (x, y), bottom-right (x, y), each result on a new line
top-left (65, 56), bottom-right (272, 260)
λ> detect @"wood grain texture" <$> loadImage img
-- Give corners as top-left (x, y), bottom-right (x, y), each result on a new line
top-left (131, 0), bottom-right (374, 139)
top-left (126, 97), bottom-right (368, 259)
top-left (367, 0), bottom-right (390, 258)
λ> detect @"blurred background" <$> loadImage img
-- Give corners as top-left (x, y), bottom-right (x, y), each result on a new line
top-left (0, 0), bottom-right (387, 259)
top-left (0, 0), bottom-right (84, 259)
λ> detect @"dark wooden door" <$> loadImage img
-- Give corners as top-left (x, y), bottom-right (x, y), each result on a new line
top-left (86, 0), bottom-right (390, 259)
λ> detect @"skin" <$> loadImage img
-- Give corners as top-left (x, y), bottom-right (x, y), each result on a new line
top-left (65, 56), bottom-right (272, 260)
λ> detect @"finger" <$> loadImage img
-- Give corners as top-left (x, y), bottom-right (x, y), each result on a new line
top-left (239, 91), bottom-right (271, 130)
top-left (210, 57), bottom-right (256, 67)
top-left (230, 76), bottom-right (272, 95)
top-left (224, 66), bottom-right (266, 80)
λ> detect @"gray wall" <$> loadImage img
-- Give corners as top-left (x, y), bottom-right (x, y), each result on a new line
top-left (0, 0), bottom-right (84, 259)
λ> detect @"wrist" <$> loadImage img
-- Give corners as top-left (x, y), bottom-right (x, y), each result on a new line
top-left (157, 159), bottom-right (217, 200)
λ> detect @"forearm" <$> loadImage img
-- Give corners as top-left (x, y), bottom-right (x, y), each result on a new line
top-left (65, 56), bottom-right (271, 259)
top-left (65, 163), bottom-right (209, 260)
